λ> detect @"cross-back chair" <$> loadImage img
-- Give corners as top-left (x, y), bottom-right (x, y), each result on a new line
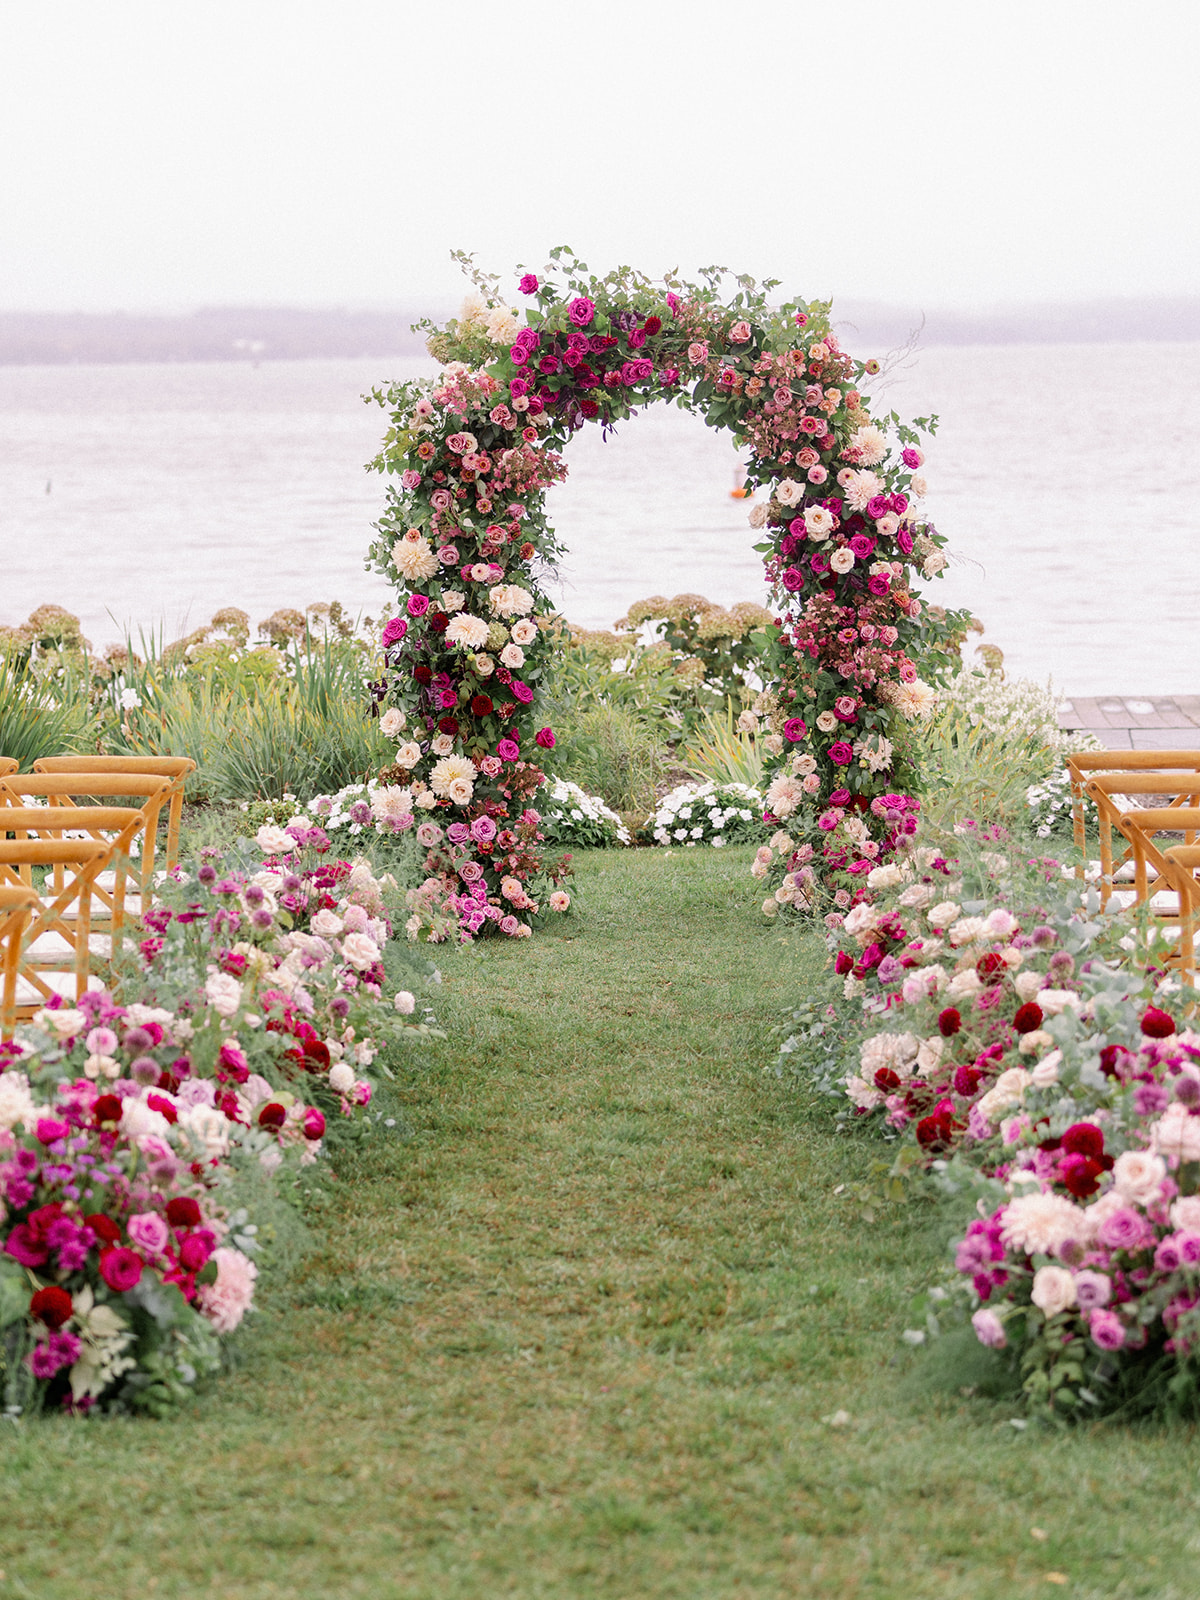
top-left (1079, 771), bottom-right (1200, 907)
top-left (0, 772), bottom-right (172, 921)
top-left (1068, 751), bottom-right (1200, 886)
top-left (0, 836), bottom-right (112, 1016)
top-left (33, 756), bottom-right (196, 871)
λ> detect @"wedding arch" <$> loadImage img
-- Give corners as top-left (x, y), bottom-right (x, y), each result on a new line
top-left (365, 249), bottom-right (967, 939)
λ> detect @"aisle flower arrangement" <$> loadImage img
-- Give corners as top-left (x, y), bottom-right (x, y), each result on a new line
top-left (778, 802), bottom-right (1200, 1418)
top-left (0, 823), bottom-right (439, 1414)
top-left (364, 248), bottom-right (972, 933)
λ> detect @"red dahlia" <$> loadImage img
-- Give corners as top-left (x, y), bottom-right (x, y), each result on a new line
top-left (166, 1196), bottom-right (202, 1228)
top-left (937, 1008), bottom-right (962, 1038)
top-left (1013, 1002), bottom-right (1044, 1034)
top-left (30, 1286), bottom-right (74, 1329)
top-left (1061, 1122), bottom-right (1105, 1159)
top-left (1141, 1006), bottom-right (1176, 1038)
top-left (470, 695), bottom-right (494, 718)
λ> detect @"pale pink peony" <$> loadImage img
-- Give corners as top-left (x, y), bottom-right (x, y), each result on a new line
top-left (198, 1247), bottom-right (258, 1333)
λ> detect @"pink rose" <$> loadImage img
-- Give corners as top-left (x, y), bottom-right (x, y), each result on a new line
top-left (430, 489), bottom-right (452, 511)
top-left (499, 915), bottom-right (521, 935)
top-left (302, 1108), bottom-right (326, 1142)
top-left (729, 320), bottom-right (752, 343)
top-left (687, 341), bottom-right (708, 365)
top-left (407, 594), bottom-right (430, 617)
top-left (828, 742), bottom-right (854, 766)
top-left (126, 1211), bottom-right (170, 1256)
top-left (497, 739), bottom-right (520, 762)
top-left (437, 544), bottom-right (460, 565)
top-left (518, 273), bottom-right (539, 294)
top-left (401, 469), bottom-right (422, 490)
top-left (479, 756), bottom-right (502, 777)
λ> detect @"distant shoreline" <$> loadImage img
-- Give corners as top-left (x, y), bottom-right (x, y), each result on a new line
top-left (3, 297), bottom-right (1200, 366)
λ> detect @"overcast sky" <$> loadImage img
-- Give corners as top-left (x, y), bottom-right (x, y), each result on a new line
top-left (2, 0), bottom-right (1197, 313)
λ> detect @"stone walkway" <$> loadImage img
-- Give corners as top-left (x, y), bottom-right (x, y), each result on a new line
top-left (1057, 694), bottom-right (1200, 750)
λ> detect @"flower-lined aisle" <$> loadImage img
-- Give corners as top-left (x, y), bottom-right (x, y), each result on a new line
top-left (778, 819), bottom-right (1200, 1420)
top-left (0, 820), bottom-right (436, 1415)
top-left (362, 250), bottom-right (971, 943)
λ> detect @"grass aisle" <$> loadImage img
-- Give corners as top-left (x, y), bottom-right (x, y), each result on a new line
top-left (2, 847), bottom-right (1198, 1599)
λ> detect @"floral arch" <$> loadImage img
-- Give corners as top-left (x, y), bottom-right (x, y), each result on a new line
top-left (365, 249), bottom-right (968, 940)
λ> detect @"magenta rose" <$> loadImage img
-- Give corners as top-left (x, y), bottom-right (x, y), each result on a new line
top-left (35, 1117), bottom-right (70, 1145)
top-left (407, 594), bottom-right (430, 617)
top-left (828, 742), bottom-right (854, 767)
top-left (867, 575), bottom-right (891, 597)
top-left (866, 495), bottom-right (891, 520)
top-left (497, 738), bottom-right (520, 762)
top-left (438, 688), bottom-right (458, 709)
top-left (782, 567), bottom-right (804, 592)
top-left (567, 297), bottom-right (596, 327)
top-left (179, 1233), bottom-right (213, 1273)
top-left (783, 717), bottom-right (806, 742)
top-left (901, 447), bottom-right (922, 469)
top-left (534, 727), bottom-right (556, 749)
top-left (302, 1108), bottom-right (326, 1142)
top-left (511, 680), bottom-right (534, 704)
top-left (849, 534), bottom-right (874, 559)
top-left (1089, 1308), bottom-right (1126, 1350)
top-left (381, 616), bottom-right (408, 646)
top-left (99, 1246), bottom-right (144, 1293)
top-left (538, 355), bottom-right (560, 375)
top-left (897, 528), bottom-right (914, 554)
top-left (829, 788), bottom-right (851, 805)
top-left (509, 377), bottom-right (530, 397)
top-left (518, 273), bottom-right (539, 294)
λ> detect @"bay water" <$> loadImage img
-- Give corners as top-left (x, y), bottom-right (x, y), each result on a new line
top-left (1, 344), bottom-right (1195, 695)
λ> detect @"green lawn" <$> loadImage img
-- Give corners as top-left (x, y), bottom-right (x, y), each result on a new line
top-left (1, 845), bottom-right (1197, 1599)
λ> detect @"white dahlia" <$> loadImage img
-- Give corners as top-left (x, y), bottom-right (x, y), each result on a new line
top-left (430, 754), bottom-right (477, 800)
top-left (445, 613), bottom-right (490, 648)
top-left (847, 424), bottom-right (888, 466)
top-left (392, 535), bottom-right (439, 583)
top-left (488, 583), bottom-right (535, 618)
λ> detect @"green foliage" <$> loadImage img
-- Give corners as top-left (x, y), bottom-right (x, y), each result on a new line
top-left (680, 705), bottom-right (766, 788)
top-left (545, 701), bottom-right (666, 817)
top-left (920, 704), bottom-right (1056, 831)
top-left (0, 655), bottom-right (93, 767)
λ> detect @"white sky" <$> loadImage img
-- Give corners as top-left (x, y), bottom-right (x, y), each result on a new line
top-left (1, 0), bottom-right (1198, 312)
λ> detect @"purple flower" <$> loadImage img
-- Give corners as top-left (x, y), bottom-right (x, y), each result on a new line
top-left (446, 822), bottom-right (471, 844)
top-left (1134, 1082), bottom-right (1170, 1116)
top-left (1074, 1270), bottom-right (1111, 1309)
top-left (28, 1330), bottom-right (81, 1381)
top-left (567, 297), bottom-right (596, 328)
top-left (470, 816), bottom-right (497, 844)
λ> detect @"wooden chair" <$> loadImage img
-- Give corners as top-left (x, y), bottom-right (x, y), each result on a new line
top-left (1068, 751), bottom-right (1200, 885)
top-left (0, 805), bottom-right (150, 952)
top-left (33, 756), bottom-right (196, 871)
top-left (1158, 844), bottom-right (1200, 1001)
top-left (1081, 771), bottom-right (1200, 907)
top-left (0, 884), bottom-right (41, 1037)
top-left (0, 837), bottom-right (111, 1016)
top-left (0, 759), bottom-right (17, 778)
top-left (1110, 805), bottom-right (1200, 917)
top-left (0, 772), bottom-right (172, 920)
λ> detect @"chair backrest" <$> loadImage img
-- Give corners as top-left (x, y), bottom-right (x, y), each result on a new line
top-left (0, 758), bottom-right (17, 777)
top-left (33, 756), bottom-right (196, 869)
top-left (0, 772), bottom-right (172, 894)
top-left (0, 836), bottom-right (112, 1016)
top-left (0, 884), bottom-right (41, 1038)
top-left (1080, 774), bottom-right (1200, 906)
top-left (1159, 844), bottom-right (1200, 1004)
top-left (1067, 750), bottom-right (1200, 868)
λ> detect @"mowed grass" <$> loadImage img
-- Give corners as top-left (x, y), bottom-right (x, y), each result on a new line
top-left (2, 845), bottom-right (1199, 1599)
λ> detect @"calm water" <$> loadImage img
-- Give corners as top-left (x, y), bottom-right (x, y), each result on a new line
top-left (1, 346), bottom-right (1196, 694)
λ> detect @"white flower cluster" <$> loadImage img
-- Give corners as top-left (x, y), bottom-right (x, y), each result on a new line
top-left (302, 780), bottom-right (410, 839)
top-left (539, 778), bottom-right (631, 848)
top-left (645, 781), bottom-right (764, 848)
top-left (941, 665), bottom-right (1101, 755)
